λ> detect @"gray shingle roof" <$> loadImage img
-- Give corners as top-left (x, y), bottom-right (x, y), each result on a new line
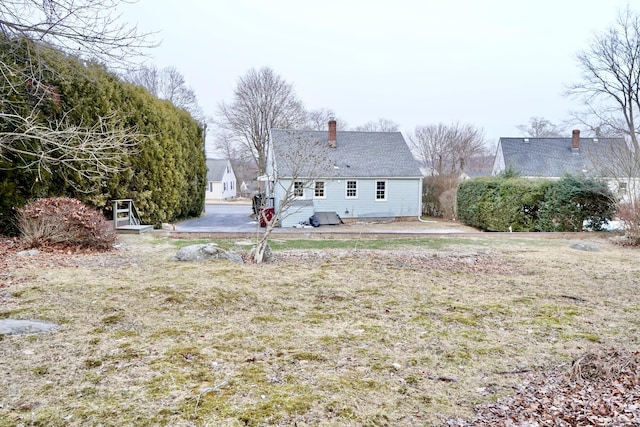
top-left (206, 159), bottom-right (228, 181)
top-left (270, 129), bottom-right (422, 178)
top-left (498, 137), bottom-right (627, 177)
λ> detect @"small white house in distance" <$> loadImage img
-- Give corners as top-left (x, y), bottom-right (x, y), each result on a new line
top-left (267, 120), bottom-right (423, 227)
top-left (205, 159), bottom-right (237, 200)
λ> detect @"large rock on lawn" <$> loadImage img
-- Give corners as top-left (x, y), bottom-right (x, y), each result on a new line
top-left (172, 243), bottom-right (243, 264)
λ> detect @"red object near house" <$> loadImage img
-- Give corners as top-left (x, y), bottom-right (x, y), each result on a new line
top-left (259, 207), bottom-right (274, 227)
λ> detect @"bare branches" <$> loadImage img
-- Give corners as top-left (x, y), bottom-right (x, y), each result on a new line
top-left (0, 111), bottom-right (140, 182)
top-left (408, 122), bottom-right (487, 176)
top-left (216, 67), bottom-right (307, 175)
top-left (0, 0), bottom-right (154, 185)
top-left (0, 0), bottom-right (157, 65)
top-left (304, 108), bottom-right (348, 131)
top-left (568, 7), bottom-right (640, 150)
top-left (253, 132), bottom-right (333, 263)
top-left (354, 118), bottom-right (399, 132)
top-left (516, 117), bottom-right (563, 137)
top-left (126, 64), bottom-right (206, 122)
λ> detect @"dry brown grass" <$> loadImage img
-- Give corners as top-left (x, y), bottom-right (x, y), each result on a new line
top-left (1, 233), bottom-right (639, 426)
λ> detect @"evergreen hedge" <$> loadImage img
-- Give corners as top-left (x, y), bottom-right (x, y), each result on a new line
top-left (0, 37), bottom-right (206, 234)
top-left (457, 175), bottom-right (615, 232)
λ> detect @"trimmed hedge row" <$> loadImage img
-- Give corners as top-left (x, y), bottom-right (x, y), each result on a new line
top-left (457, 175), bottom-right (616, 232)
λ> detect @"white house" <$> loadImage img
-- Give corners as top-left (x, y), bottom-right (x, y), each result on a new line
top-left (266, 120), bottom-right (423, 227)
top-left (205, 159), bottom-right (237, 200)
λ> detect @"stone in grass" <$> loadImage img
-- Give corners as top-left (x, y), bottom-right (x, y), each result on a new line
top-left (172, 243), bottom-right (243, 264)
top-left (249, 243), bottom-right (274, 263)
top-left (16, 249), bottom-right (40, 257)
top-left (0, 319), bottom-right (59, 335)
top-left (570, 242), bottom-right (600, 252)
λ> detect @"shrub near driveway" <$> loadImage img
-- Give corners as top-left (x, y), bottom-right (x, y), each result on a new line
top-left (0, 234), bottom-right (639, 426)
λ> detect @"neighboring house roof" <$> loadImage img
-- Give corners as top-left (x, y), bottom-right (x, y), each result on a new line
top-left (206, 159), bottom-right (230, 181)
top-left (270, 129), bottom-right (422, 178)
top-left (494, 132), bottom-right (627, 177)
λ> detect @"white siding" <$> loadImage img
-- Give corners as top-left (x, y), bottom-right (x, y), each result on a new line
top-left (205, 161), bottom-right (237, 200)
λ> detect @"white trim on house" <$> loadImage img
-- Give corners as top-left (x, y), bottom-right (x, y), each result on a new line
top-left (345, 180), bottom-right (358, 199)
top-left (314, 180), bottom-right (326, 199)
top-left (375, 180), bottom-right (388, 201)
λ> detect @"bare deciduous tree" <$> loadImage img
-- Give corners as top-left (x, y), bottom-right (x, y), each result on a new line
top-left (212, 129), bottom-right (257, 195)
top-left (126, 65), bottom-right (205, 122)
top-left (216, 67), bottom-right (307, 176)
top-left (568, 7), bottom-right (640, 151)
top-left (0, 0), bottom-right (155, 180)
top-left (254, 133), bottom-right (333, 263)
top-left (354, 118), bottom-right (399, 132)
top-left (304, 108), bottom-right (348, 131)
top-left (408, 122), bottom-right (487, 175)
top-left (516, 116), bottom-right (563, 137)
top-left (567, 6), bottom-right (640, 219)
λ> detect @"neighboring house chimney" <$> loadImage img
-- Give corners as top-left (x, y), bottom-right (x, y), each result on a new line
top-left (572, 129), bottom-right (580, 152)
top-left (328, 119), bottom-right (337, 148)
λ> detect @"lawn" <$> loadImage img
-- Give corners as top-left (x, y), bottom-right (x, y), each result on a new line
top-left (1, 233), bottom-right (639, 426)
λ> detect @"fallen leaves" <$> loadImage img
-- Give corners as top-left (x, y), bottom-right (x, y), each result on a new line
top-left (444, 349), bottom-right (640, 426)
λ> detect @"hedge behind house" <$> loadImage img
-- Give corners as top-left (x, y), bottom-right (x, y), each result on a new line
top-left (0, 36), bottom-right (206, 234)
top-left (457, 175), bottom-right (615, 232)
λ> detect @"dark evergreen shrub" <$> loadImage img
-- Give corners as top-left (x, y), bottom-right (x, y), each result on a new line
top-left (537, 175), bottom-right (616, 232)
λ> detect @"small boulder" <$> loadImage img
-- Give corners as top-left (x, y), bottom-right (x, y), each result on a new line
top-left (172, 243), bottom-right (243, 264)
top-left (0, 319), bottom-right (59, 335)
top-left (16, 249), bottom-right (39, 257)
top-left (570, 242), bottom-right (600, 252)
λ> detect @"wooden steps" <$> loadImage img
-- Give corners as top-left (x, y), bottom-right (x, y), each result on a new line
top-left (116, 224), bottom-right (154, 234)
top-left (112, 199), bottom-right (153, 234)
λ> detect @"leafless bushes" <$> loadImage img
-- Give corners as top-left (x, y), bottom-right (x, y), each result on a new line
top-left (423, 175), bottom-right (460, 219)
top-left (17, 197), bottom-right (117, 249)
top-left (616, 200), bottom-right (640, 244)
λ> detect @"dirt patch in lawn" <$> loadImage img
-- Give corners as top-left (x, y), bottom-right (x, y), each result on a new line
top-left (0, 233), bottom-right (639, 426)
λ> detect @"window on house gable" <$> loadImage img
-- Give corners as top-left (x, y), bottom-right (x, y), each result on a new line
top-left (224, 182), bottom-right (227, 191)
top-left (376, 180), bottom-right (387, 201)
top-left (619, 181), bottom-right (628, 196)
top-left (293, 181), bottom-right (305, 198)
top-left (314, 181), bottom-right (325, 198)
top-left (346, 180), bottom-right (358, 198)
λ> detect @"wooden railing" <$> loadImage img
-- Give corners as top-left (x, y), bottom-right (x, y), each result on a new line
top-left (112, 199), bottom-right (143, 229)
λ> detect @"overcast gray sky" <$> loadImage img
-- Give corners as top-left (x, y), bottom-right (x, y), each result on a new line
top-left (121, 0), bottom-right (632, 149)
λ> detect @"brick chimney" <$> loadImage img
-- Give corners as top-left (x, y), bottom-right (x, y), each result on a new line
top-left (572, 129), bottom-right (580, 152)
top-left (328, 119), bottom-right (337, 148)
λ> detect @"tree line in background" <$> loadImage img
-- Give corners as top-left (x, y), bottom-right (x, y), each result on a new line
top-left (0, 0), bottom-right (206, 234)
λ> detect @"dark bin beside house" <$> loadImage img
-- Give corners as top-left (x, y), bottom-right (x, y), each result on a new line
top-left (259, 207), bottom-right (274, 227)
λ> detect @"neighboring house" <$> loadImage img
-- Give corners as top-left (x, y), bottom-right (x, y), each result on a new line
top-left (492, 129), bottom-right (632, 198)
top-left (267, 120), bottom-right (423, 227)
top-left (205, 159), bottom-right (237, 200)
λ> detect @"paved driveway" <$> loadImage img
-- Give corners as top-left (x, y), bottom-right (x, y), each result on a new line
top-left (174, 203), bottom-right (259, 232)
top-left (172, 203), bottom-right (477, 234)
